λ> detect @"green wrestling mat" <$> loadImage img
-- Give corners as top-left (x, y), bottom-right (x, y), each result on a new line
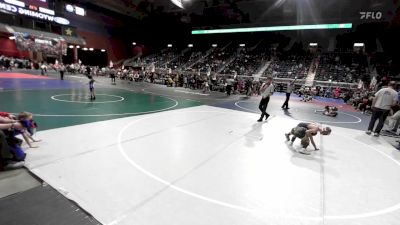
top-left (0, 87), bottom-right (202, 130)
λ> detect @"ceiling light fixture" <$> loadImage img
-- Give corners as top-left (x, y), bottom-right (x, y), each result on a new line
top-left (170, 0), bottom-right (184, 9)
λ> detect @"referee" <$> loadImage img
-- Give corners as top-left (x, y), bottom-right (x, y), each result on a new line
top-left (281, 78), bottom-right (296, 109)
top-left (258, 77), bottom-right (274, 122)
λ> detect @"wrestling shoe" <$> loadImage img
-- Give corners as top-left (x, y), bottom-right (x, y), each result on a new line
top-left (299, 148), bottom-right (312, 155)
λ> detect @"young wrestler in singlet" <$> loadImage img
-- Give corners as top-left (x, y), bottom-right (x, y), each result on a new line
top-left (285, 122), bottom-right (331, 155)
top-left (315, 106), bottom-right (338, 117)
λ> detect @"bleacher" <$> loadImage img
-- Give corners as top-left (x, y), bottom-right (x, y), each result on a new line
top-left (264, 54), bottom-right (312, 79)
top-left (315, 52), bottom-right (368, 82)
top-left (131, 43), bottom-right (372, 86)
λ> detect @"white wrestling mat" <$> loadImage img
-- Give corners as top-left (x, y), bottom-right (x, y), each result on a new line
top-left (25, 105), bottom-right (400, 225)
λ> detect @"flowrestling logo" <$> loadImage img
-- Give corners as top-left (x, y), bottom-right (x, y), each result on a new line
top-left (360, 11), bottom-right (383, 20)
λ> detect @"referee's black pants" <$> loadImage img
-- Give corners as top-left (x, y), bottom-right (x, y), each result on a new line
top-left (282, 93), bottom-right (291, 109)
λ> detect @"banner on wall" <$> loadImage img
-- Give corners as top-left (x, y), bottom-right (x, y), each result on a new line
top-left (13, 32), bottom-right (67, 56)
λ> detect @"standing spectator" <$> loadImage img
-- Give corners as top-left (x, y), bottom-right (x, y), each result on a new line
top-left (366, 81), bottom-right (398, 136)
top-left (40, 62), bottom-right (47, 75)
top-left (183, 75), bottom-right (188, 88)
top-left (226, 77), bottom-right (234, 96)
top-left (85, 66), bottom-right (91, 76)
top-left (257, 77), bottom-right (274, 122)
top-left (245, 79), bottom-right (253, 96)
top-left (110, 68), bottom-right (116, 85)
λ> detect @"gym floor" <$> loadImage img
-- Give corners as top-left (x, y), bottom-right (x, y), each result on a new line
top-left (1, 71), bottom-right (400, 225)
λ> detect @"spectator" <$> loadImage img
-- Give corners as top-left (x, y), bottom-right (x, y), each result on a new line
top-left (366, 82), bottom-right (398, 137)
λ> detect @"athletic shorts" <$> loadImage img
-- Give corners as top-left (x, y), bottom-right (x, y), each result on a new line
top-left (291, 126), bottom-right (307, 139)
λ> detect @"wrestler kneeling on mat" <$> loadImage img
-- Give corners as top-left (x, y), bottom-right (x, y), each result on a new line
top-left (315, 106), bottom-right (338, 117)
top-left (285, 122), bottom-right (332, 155)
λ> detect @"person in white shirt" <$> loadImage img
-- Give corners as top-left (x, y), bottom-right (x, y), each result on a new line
top-left (366, 81), bottom-right (398, 136)
top-left (257, 77), bottom-right (274, 122)
top-left (281, 78), bottom-right (296, 109)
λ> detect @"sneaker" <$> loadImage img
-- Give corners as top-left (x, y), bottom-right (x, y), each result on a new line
top-left (285, 133), bottom-right (290, 141)
top-left (373, 132), bottom-right (380, 137)
top-left (299, 148), bottom-right (312, 155)
top-left (4, 161), bottom-right (25, 170)
top-left (265, 115), bottom-right (270, 121)
top-left (257, 119), bottom-right (263, 122)
top-left (366, 130), bottom-right (372, 135)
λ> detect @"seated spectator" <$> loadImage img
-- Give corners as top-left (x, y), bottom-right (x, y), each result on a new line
top-left (0, 112), bottom-right (41, 171)
top-left (385, 104), bottom-right (400, 133)
top-left (17, 112), bottom-right (40, 144)
top-left (358, 96), bottom-right (373, 114)
top-left (0, 115), bottom-right (25, 170)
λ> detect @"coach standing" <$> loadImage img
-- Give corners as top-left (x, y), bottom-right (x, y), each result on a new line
top-left (258, 77), bottom-right (274, 122)
top-left (366, 81), bottom-right (398, 137)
